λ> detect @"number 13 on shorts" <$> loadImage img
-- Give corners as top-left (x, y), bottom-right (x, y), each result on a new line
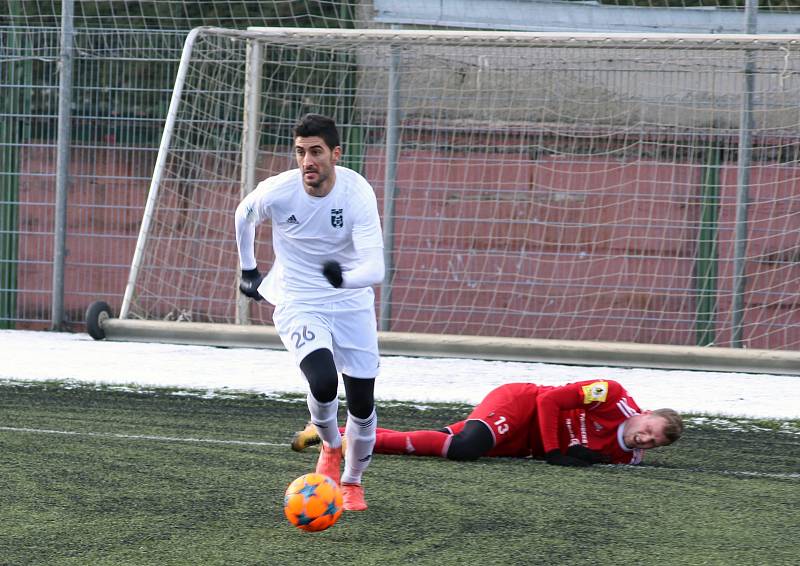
top-left (493, 415), bottom-right (509, 435)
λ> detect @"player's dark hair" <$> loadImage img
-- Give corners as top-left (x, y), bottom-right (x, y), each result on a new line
top-left (293, 113), bottom-right (340, 150)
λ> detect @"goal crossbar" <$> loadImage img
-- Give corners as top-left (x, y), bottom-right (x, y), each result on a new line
top-left (109, 26), bottom-right (800, 370)
top-left (244, 26), bottom-right (799, 48)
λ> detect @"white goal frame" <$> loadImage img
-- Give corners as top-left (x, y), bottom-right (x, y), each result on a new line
top-left (104, 27), bottom-right (800, 375)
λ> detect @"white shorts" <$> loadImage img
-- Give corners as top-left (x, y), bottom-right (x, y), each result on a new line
top-left (272, 291), bottom-right (380, 379)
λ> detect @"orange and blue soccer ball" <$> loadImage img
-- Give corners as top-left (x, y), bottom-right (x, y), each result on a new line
top-left (283, 472), bottom-right (343, 532)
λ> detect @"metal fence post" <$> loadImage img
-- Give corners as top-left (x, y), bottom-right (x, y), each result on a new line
top-left (52, 0), bottom-right (74, 330)
top-left (379, 43), bottom-right (400, 332)
top-left (0, 0), bottom-right (26, 329)
top-left (731, 0), bottom-right (758, 347)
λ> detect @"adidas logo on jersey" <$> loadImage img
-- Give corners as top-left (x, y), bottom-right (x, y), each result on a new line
top-left (286, 214), bottom-right (299, 224)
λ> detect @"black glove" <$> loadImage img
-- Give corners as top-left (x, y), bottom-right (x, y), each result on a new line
top-left (322, 260), bottom-right (343, 288)
top-left (545, 449), bottom-right (592, 467)
top-left (566, 444), bottom-right (610, 465)
top-left (239, 268), bottom-right (263, 301)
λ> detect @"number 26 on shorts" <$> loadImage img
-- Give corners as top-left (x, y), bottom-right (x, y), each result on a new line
top-left (291, 325), bottom-right (316, 350)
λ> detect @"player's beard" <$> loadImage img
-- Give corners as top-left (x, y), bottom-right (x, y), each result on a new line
top-left (303, 168), bottom-right (331, 195)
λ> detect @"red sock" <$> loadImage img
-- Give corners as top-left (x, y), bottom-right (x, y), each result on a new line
top-left (374, 429), bottom-right (450, 457)
top-left (339, 427), bottom-right (398, 434)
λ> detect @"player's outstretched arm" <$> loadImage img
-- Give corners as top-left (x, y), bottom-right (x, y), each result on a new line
top-left (322, 246), bottom-right (385, 289)
top-left (234, 191), bottom-right (268, 301)
top-left (234, 197), bottom-right (259, 267)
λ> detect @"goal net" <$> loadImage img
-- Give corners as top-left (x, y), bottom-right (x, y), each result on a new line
top-left (121, 27), bottom-right (800, 350)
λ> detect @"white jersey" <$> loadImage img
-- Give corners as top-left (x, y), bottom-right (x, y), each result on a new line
top-left (236, 166), bottom-right (383, 306)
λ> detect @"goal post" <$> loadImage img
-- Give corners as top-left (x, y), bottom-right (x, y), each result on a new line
top-left (101, 26), bottom-right (800, 373)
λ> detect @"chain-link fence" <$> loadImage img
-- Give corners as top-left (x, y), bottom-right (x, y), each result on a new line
top-left (1, 1), bottom-right (363, 330)
top-left (2, 1), bottom-right (799, 353)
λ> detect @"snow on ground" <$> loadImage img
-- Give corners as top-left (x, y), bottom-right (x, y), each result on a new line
top-left (2, 329), bottom-right (799, 419)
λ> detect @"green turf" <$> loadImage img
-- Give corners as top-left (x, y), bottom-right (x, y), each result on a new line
top-left (0, 380), bottom-right (798, 566)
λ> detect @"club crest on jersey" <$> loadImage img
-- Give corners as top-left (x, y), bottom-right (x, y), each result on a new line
top-left (582, 381), bottom-right (609, 404)
top-left (331, 209), bottom-right (343, 228)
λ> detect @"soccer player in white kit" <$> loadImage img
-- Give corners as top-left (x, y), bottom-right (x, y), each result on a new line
top-left (234, 114), bottom-right (384, 511)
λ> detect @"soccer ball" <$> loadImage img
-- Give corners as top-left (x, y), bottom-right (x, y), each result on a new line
top-left (283, 473), bottom-right (343, 532)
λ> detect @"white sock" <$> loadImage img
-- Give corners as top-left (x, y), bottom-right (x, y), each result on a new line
top-left (307, 393), bottom-right (341, 448)
top-left (341, 410), bottom-right (377, 485)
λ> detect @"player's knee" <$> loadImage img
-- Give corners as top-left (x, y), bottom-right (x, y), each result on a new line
top-left (445, 435), bottom-right (486, 461)
top-left (445, 421), bottom-right (493, 461)
top-left (347, 398), bottom-right (374, 420)
top-left (300, 348), bottom-right (338, 403)
top-left (342, 374), bottom-right (375, 419)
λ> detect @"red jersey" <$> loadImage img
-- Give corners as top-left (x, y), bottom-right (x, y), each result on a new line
top-left (536, 379), bottom-right (644, 465)
top-left (447, 380), bottom-right (644, 464)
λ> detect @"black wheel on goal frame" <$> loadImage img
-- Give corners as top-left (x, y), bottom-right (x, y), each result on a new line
top-left (85, 301), bottom-right (113, 340)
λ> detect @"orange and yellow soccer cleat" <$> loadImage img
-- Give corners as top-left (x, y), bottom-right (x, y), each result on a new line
top-left (290, 422), bottom-right (321, 452)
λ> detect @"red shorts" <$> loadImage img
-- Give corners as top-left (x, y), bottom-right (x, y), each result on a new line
top-left (445, 382), bottom-right (542, 457)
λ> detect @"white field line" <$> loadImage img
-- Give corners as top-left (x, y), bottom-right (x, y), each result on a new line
top-left (617, 463), bottom-right (800, 480)
top-left (0, 425), bottom-right (285, 448)
top-left (2, 425), bottom-right (798, 480)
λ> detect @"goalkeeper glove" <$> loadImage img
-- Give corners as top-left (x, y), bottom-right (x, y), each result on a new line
top-left (239, 268), bottom-right (263, 301)
top-left (566, 444), bottom-right (611, 465)
top-left (544, 449), bottom-right (592, 467)
top-left (322, 260), bottom-right (343, 288)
